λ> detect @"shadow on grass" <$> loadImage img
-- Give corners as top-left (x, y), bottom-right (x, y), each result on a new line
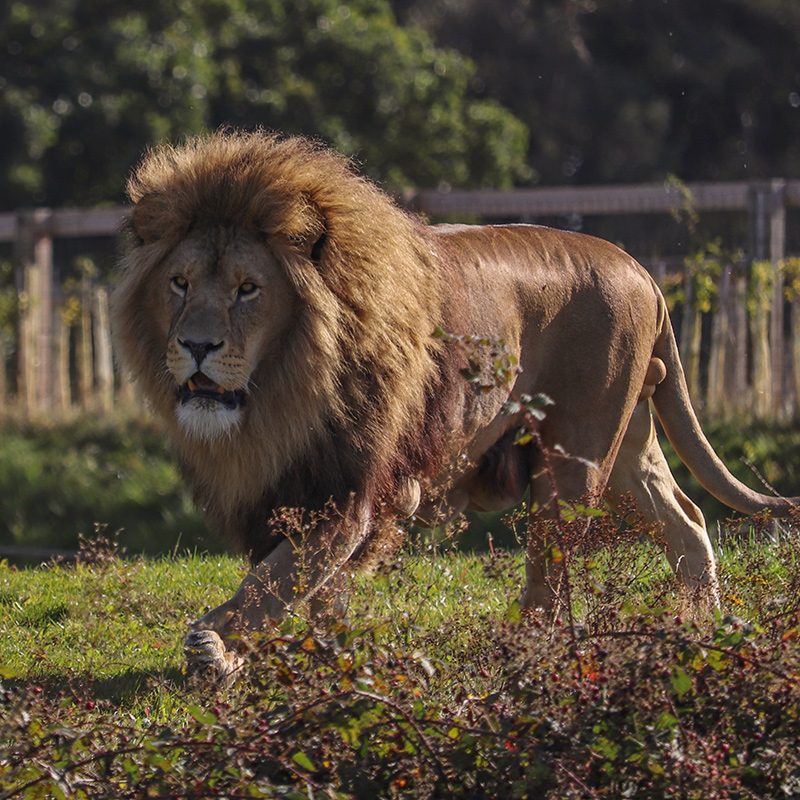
top-left (11, 665), bottom-right (188, 704)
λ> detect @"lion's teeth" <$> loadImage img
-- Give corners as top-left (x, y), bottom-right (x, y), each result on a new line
top-left (187, 378), bottom-right (197, 391)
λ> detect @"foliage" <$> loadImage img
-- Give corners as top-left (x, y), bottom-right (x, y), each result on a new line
top-left (1, 414), bottom-right (800, 557)
top-left (665, 174), bottom-right (700, 234)
top-left (0, 261), bottom-right (18, 363)
top-left (2, 516), bottom-right (800, 797)
top-left (782, 257), bottom-right (800, 302)
top-left (0, 0), bottom-right (529, 210)
top-left (0, 413), bottom-right (214, 554)
top-left (209, 0), bottom-right (531, 190)
top-left (394, 0), bottom-right (800, 186)
top-left (663, 239), bottom-right (726, 313)
top-left (685, 240), bottom-right (724, 314)
top-left (0, 0), bottom-right (213, 208)
top-left (5, 0), bottom-right (799, 211)
top-left (432, 326), bottom-right (522, 393)
top-left (747, 259), bottom-right (775, 317)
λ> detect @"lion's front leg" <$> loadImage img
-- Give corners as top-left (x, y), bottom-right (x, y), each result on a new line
top-left (185, 505), bottom-right (372, 681)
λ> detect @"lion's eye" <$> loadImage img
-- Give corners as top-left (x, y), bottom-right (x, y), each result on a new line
top-left (170, 275), bottom-right (188, 297)
top-left (237, 282), bottom-right (260, 301)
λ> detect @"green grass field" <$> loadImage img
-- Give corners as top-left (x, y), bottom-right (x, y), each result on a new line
top-left (2, 525), bottom-right (800, 798)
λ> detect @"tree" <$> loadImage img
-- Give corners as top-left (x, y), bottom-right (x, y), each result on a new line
top-left (0, 0), bottom-right (529, 210)
top-left (0, 0), bottom-right (215, 208)
top-left (393, 0), bottom-right (800, 184)
top-left (206, 0), bottom-right (530, 188)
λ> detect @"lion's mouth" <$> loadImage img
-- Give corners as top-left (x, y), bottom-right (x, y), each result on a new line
top-left (178, 373), bottom-right (245, 410)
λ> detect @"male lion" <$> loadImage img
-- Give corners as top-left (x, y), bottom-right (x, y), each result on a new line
top-left (113, 131), bottom-right (797, 679)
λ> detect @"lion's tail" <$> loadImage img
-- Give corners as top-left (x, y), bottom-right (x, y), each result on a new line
top-left (651, 295), bottom-right (799, 516)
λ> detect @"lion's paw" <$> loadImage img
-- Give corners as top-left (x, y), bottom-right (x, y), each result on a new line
top-left (184, 629), bottom-right (244, 686)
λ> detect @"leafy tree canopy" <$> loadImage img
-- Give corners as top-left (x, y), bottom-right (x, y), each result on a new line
top-left (5, 0), bottom-right (799, 210)
top-left (0, 0), bottom-right (530, 210)
top-left (393, 0), bottom-right (800, 185)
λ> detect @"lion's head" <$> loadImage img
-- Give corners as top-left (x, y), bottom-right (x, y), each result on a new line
top-left (112, 131), bottom-right (449, 524)
top-left (145, 228), bottom-right (297, 442)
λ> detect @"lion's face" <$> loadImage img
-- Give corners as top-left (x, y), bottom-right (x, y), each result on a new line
top-left (155, 228), bottom-right (296, 441)
top-left (115, 130), bottom-right (443, 522)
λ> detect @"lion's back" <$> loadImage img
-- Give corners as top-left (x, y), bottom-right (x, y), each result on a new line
top-left (430, 222), bottom-right (659, 337)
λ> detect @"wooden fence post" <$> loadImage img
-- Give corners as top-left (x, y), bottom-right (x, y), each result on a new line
top-left (679, 269), bottom-right (702, 405)
top-left (78, 273), bottom-right (94, 408)
top-left (14, 210), bottom-right (54, 414)
top-left (706, 264), bottom-right (730, 415)
top-left (749, 267), bottom-right (773, 418)
top-left (722, 265), bottom-right (748, 414)
top-left (748, 180), bottom-right (787, 417)
top-left (768, 182), bottom-right (787, 416)
top-left (793, 297), bottom-right (800, 417)
top-left (93, 286), bottom-right (114, 412)
top-left (650, 261), bottom-right (667, 291)
top-left (55, 313), bottom-right (71, 412)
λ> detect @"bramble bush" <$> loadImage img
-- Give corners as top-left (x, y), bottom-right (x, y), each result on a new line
top-left (2, 504), bottom-right (800, 798)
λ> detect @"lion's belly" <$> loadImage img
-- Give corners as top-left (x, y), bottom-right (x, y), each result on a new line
top-left (415, 406), bottom-right (530, 527)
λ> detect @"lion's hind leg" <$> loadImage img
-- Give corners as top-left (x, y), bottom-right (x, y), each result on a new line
top-left (606, 402), bottom-right (719, 606)
top-left (521, 396), bottom-right (637, 614)
top-left (522, 454), bottom-right (605, 614)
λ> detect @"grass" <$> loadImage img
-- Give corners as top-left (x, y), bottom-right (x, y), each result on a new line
top-left (2, 522), bottom-right (800, 798)
top-left (0, 554), bottom-right (240, 694)
top-left (1, 408), bottom-right (798, 795)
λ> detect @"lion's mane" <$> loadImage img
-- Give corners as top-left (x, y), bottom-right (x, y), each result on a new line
top-left (113, 131), bottom-right (462, 559)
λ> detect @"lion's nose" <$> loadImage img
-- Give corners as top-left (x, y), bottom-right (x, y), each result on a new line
top-left (178, 338), bottom-right (223, 368)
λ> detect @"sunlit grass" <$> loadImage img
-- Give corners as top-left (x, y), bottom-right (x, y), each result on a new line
top-left (0, 530), bottom-right (790, 696)
top-left (2, 526), bottom-right (799, 797)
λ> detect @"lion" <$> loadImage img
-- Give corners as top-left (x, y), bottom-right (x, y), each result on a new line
top-left (112, 130), bottom-right (798, 679)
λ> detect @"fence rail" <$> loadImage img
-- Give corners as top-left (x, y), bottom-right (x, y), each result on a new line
top-left (411, 180), bottom-right (754, 215)
top-left (2, 178), bottom-right (800, 418)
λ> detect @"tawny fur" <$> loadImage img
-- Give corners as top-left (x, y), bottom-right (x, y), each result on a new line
top-left (113, 132), bottom-right (446, 542)
top-left (113, 130), bottom-right (800, 679)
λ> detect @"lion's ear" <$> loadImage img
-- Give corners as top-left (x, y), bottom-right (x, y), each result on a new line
top-left (308, 231), bottom-right (327, 264)
top-left (284, 230), bottom-right (326, 265)
top-left (284, 206), bottom-right (328, 265)
top-left (129, 193), bottom-right (177, 244)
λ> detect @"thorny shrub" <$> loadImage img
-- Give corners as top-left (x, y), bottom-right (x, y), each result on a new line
top-left (4, 335), bottom-right (800, 797)
top-left (3, 509), bottom-right (800, 799)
